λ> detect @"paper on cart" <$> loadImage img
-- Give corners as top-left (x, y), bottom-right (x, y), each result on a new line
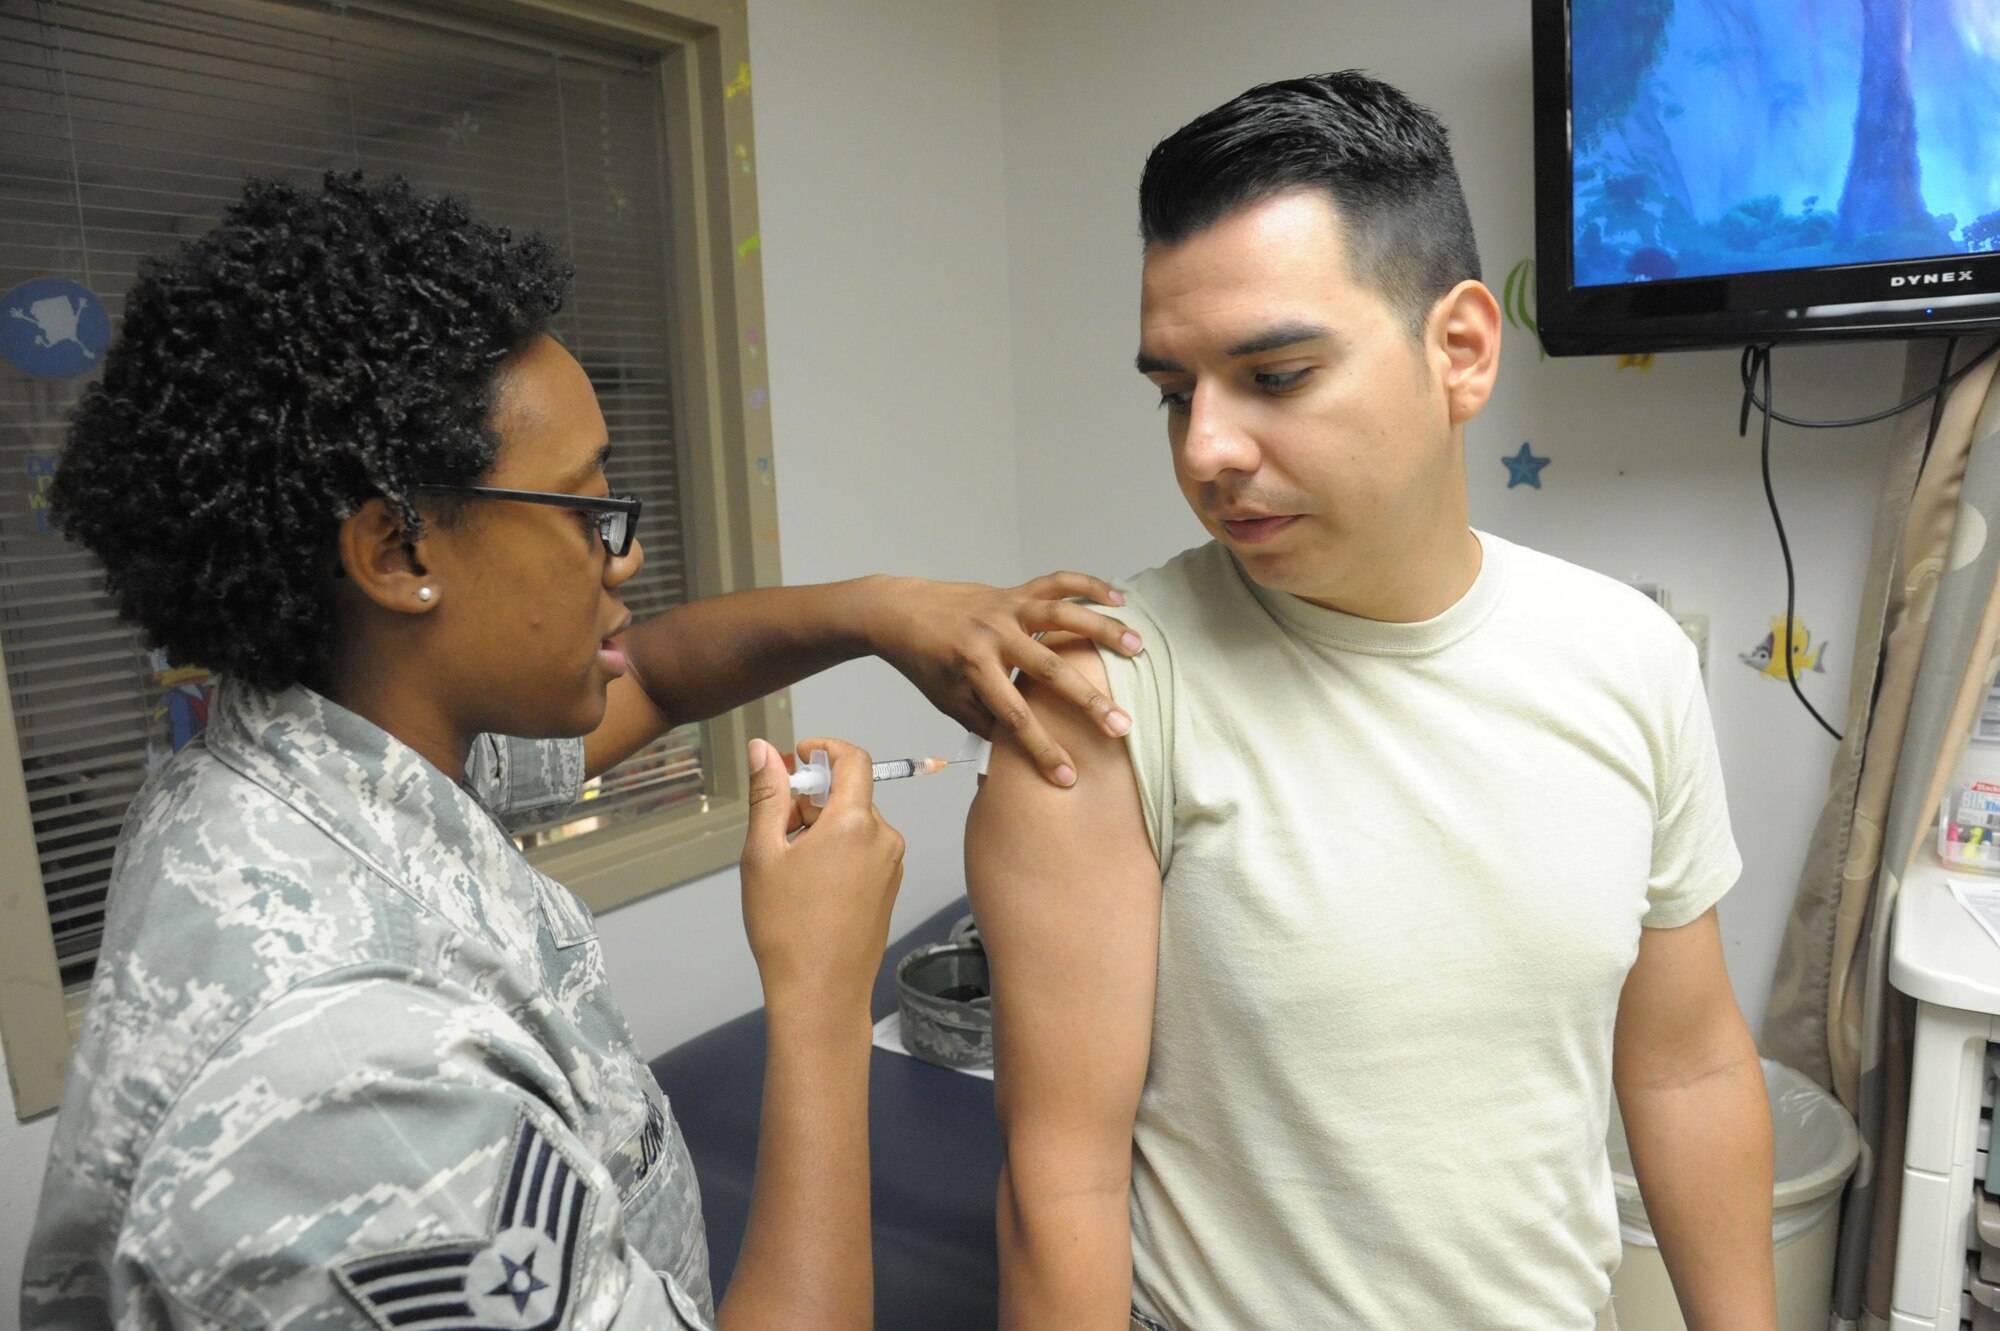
top-left (1946, 874), bottom-right (2000, 953)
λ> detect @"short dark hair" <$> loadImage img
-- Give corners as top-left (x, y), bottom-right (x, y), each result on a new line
top-left (50, 172), bottom-right (570, 693)
top-left (1138, 70), bottom-right (1481, 335)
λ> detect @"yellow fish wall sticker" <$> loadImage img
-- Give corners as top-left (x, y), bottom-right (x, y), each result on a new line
top-left (1738, 614), bottom-right (1828, 681)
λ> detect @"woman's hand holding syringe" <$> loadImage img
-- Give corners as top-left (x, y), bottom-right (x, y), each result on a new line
top-left (732, 737), bottom-right (902, 1326)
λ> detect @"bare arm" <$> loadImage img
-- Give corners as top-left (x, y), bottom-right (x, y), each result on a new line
top-left (583, 575), bottom-right (1142, 785)
top-left (1613, 906), bottom-right (1776, 1331)
top-left (967, 636), bottom-right (1161, 1331)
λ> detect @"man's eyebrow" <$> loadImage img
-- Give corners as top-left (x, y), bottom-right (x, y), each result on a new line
top-left (1224, 321), bottom-right (1331, 358)
top-left (1135, 321), bottom-right (1334, 375)
top-left (562, 442), bottom-right (613, 489)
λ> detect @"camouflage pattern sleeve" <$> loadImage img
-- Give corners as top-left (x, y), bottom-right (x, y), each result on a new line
top-left (466, 734), bottom-right (587, 828)
top-left (123, 972), bottom-right (713, 1330)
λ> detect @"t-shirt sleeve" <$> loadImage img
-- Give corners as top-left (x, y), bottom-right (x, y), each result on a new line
top-left (1646, 666), bottom-right (1743, 929)
top-left (1094, 597), bottom-right (1175, 874)
top-left (467, 734), bottom-right (587, 827)
top-left (124, 976), bottom-right (713, 1331)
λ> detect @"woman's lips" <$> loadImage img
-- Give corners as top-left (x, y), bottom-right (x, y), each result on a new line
top-left (1220, 514), bottom-right (1299, 544)
top-left (597, 640), bottom-right (629, 677)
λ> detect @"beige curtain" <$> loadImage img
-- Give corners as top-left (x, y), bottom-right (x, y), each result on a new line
top-left (1763, 336), bottom-right (2000, 1328)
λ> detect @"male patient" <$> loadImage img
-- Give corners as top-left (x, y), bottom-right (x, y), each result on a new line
top-left (967, 72), bottom-right (1777, 1331)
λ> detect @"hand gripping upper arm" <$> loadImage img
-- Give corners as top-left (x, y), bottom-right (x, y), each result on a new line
top-left (966, 635), bottom-right (1161, 1197)
top-left (126, 977), bottom-right (713, 1331)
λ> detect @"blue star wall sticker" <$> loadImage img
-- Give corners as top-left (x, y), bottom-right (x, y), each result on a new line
top-left (1503, 442), bottom-right (1550, 489)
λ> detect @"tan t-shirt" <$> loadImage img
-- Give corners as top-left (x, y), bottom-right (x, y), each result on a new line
top-left (1096, 532), bottom-right (1739, 1331)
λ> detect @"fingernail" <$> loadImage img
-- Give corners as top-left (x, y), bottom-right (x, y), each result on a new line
top-left (1121, 632), bottom-right (1143, 653)
top-left (1110, 590), bottom-right (1126, 605)
top-left (749, 739), bottom-right (768, 772)
top-left (1054, 764), bottom-right (1077, 787)
top-left (1106, 710), bottom-right (1132, 737)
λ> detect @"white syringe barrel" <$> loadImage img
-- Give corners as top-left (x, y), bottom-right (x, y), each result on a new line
top-left (786, 752), bottom-right (940, 807)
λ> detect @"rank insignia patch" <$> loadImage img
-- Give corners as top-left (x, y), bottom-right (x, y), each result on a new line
top-left (336, 1111), bottom-right (595, 1331)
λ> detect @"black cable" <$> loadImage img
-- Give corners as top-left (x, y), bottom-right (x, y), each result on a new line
top-left (1742, 345), bottom-right (1843, 740)
top-left (1736, 340), bottom-right (1968, 742)
top-left (1737, 336), bottom-right (2000, 429)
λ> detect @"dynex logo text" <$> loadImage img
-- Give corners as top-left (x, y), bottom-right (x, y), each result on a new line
top-left (1890, 271), bottom-right (1976, 288)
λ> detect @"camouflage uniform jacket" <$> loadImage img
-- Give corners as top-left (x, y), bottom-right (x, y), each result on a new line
top-left (23, 680), bottom-right (716, 1330)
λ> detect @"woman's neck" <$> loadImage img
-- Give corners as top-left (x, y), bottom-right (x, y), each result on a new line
top-left (321, 650), bottom-right (474, 784)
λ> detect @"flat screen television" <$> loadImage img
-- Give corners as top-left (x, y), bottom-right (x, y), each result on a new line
top-left (1531, 0), bottom-right (2000, 355)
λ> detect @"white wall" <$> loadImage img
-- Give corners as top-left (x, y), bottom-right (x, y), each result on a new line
top-left (994, 0), bottom-right (1906, 1038)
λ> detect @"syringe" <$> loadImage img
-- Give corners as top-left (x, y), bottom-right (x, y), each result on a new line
top-left (788, 749), bottom-right (970, 806)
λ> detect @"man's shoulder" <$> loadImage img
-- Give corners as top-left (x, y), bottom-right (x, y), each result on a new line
top-left (1494, 535), bottom-right (1696, 648)
top-left (1112, 541), bottom-right (1258, 642)
top-left (1487, 534), bottom-right (1703, 703)
top-left (1123, 540), bottom-right (1242, 602)
top-left (1091, 541), bottom-right (1256, 702)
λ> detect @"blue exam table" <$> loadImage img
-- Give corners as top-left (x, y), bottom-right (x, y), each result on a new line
top-left (648, 897), bottom-right (1003, 1329)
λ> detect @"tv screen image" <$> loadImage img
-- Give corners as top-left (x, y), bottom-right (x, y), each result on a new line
top-left (1572, 0), bottom-right (2000, 289)
top-left (1533, 0), bottom-right (2000, 353)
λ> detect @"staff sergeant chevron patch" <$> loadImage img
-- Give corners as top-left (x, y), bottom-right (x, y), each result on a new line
top-left (336, 1111), bottom-right (597, 1331)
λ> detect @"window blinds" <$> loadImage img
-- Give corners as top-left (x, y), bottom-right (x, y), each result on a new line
top-left (0, 0), bottom-right (705, 990)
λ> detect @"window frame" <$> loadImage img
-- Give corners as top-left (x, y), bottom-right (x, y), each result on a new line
top-left (0, 0), bottom-right (784, 1121)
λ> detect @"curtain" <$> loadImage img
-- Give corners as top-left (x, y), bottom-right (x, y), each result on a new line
top-left (1763, 335), bottom-right (2000, 1328)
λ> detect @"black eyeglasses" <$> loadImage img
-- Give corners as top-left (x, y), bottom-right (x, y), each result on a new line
top-left (420, 485), bottom-right (643, 558)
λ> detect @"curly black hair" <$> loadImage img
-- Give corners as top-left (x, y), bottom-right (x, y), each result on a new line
top-left (50, 171), bottom-right (571, 692)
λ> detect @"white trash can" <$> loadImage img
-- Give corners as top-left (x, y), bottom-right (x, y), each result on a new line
top-left (1606, 1058), bottom-right (1862, 1331)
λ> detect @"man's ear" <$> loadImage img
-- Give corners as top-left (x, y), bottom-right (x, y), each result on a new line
top-left (1431, 279), bottom-right (1503, 426)
top-left (337, 498), bottom-right (439, 615)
